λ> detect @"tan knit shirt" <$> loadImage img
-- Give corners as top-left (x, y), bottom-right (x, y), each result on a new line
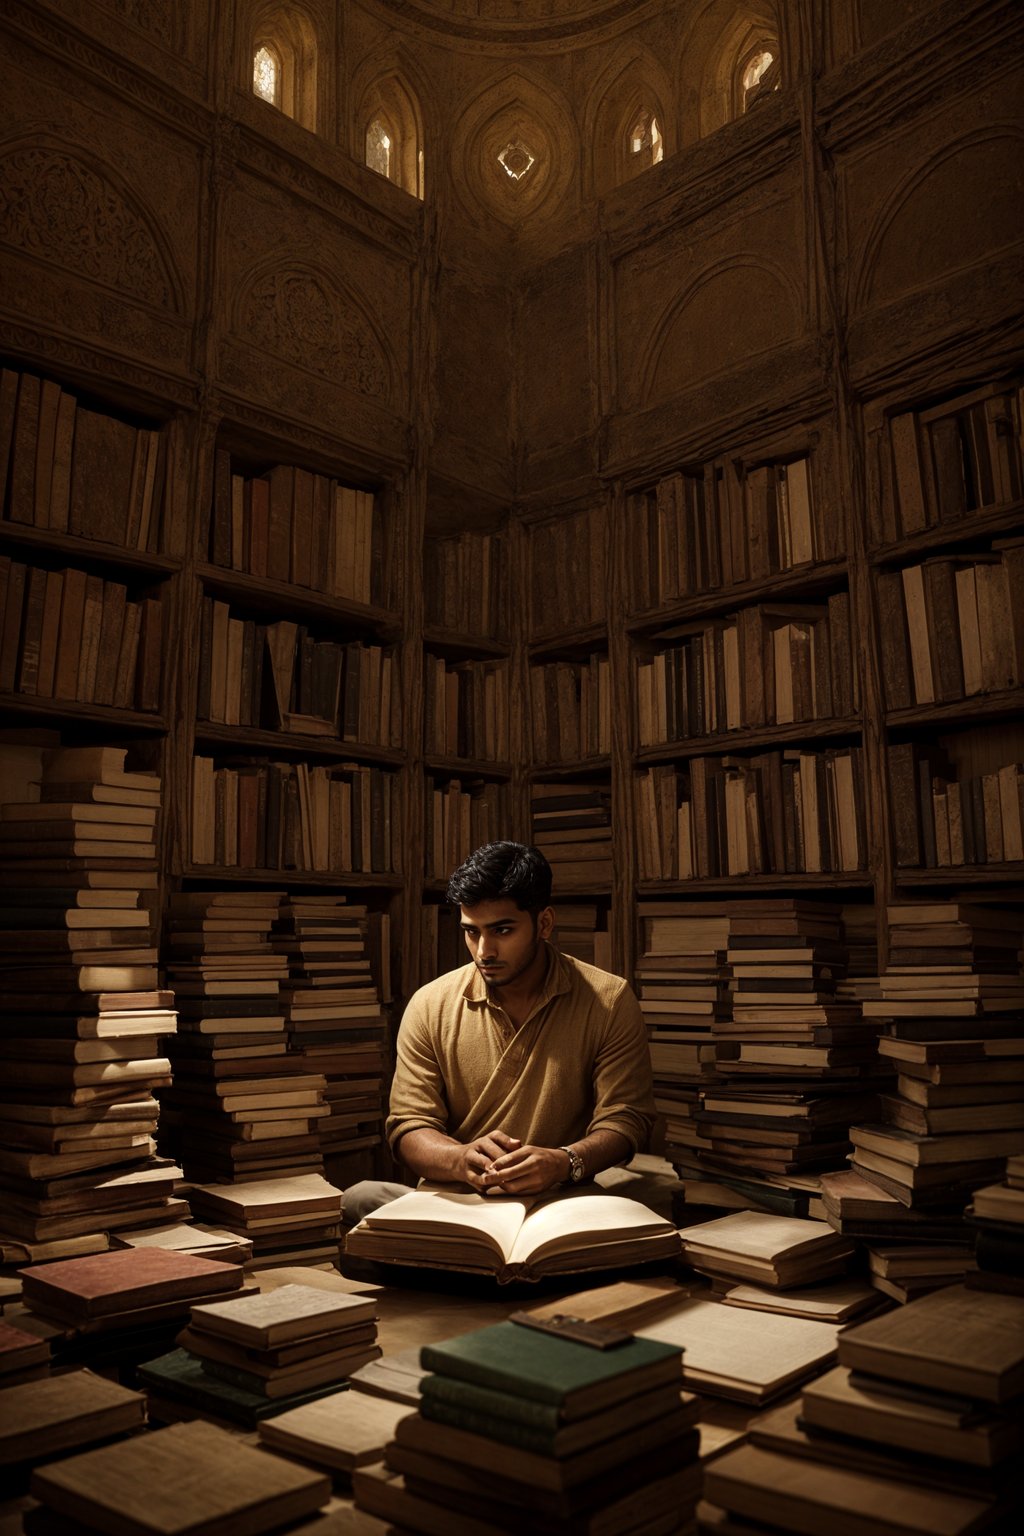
top-left (386, 943), bottom-right (655, 1159)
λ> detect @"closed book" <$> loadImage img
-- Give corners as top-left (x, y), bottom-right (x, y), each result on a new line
top-left (419, 1376), bottom-right (683, 1457)
top-left (19, 1246), bottom-right (244, 1319)
top-left (0, 1368), bottom-right (145, 1467)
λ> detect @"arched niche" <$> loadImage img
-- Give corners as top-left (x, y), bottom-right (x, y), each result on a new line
top-left (642, 256), bottom-right (800, 402)
top-left (450, 70), bottom-right (577, 230)
top-left (585, 47), bottom-right (672, 197)
top-left (247, 2), bottom-right (320, 133)
top-left (355, 70), bottom-right (426, 199)
top-left (677, 2), bottom-right (781, 144)
top-left (856, 130), bottom-right (1024, 311)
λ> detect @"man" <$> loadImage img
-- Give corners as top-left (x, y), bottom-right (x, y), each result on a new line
top-left (342, 841), bottom-right (655, 1222)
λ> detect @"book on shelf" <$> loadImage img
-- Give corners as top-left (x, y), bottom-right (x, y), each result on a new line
top-left (344, 1188), bottom-right (682, 1280)
top-left (529, 508), bottom-right (606, 634)
top-left (427, 777), bottom-right (511, 881)
top-left (887, 742), bottom-right (1024, 869)
top-left (530, 655), bottom-right (611, 762)
top-left (424, 653), bottom-right (511, 760)
top-left (424, 528), bottom-right (508, 638)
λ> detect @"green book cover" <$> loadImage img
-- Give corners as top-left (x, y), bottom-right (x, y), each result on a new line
top-left (419, 1322), bottom-right (681, 1414)
top-left (421, 1371), bottom-right (562, 1430)
top-left (138, 1349), bottom-right (345, 1427)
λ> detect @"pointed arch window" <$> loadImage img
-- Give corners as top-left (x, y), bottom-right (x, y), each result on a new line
top-left (249, 8), bottom-right (319, 132)
top-left (360, 76), bottom-right (424, 199)
top-left (253, 44), bottom-right (282, 107)
top-left (366, 118), bottom-right (393, 179)
top-left (739, 44), bottom-right (780, 113)
top-left (629, 109), bottom-right (664, 167)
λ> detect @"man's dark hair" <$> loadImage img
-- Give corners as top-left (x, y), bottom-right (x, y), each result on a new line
top-left (447, 842), bottom-right (553, 913)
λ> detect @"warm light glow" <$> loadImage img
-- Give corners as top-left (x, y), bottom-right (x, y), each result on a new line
top-left (253, 44), bottom-right (280, 106)
top-left (743, 49), bottom-right (775, 92)
top-left (366, 119), bottom-right (393, 178)
top-left (630, 112), bottom-right (663, 164)
top-left (498, 139), bottom-right (536, 181)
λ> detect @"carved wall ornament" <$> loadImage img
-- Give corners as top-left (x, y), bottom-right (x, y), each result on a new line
top-left (110, 0), bottom-right (179, 47)
top-left (0, 141), bottom-right (181, 311)
top-left (236, 263), bottom-right (393, 400)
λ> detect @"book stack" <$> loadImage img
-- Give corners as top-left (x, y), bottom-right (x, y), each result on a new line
top-left (690, 901), bottom-right (881, 1209)
top-left (678, 1211), bottom-right (855, 1290)
top-left (531, 780), bottom-right (613, 888)
top-left (552, 902), bottom-right (613, 969)
top-left (0, 1369), bottom-right (146, 1485)
top-left (703, 1283), bottom-right (1024, 1533)
top-left (848, 904), bottom-right (1024, 1219)
top-left (142, 1282), bottom-right (381, 1428)
top-left (354, 1320), bottom-right (700, 1536)
top-left (967, 1153), bottom-right (1024, 1295)
top-left (635, 902), bottom-right (728, 1184)
top-left (864, 1241), bottom-right (977, 1303)
top-left (26, 1419), bottom-right (331, 1536)
top-left (187, 1173), bottom-right (344, 1269)
top-left (0, 1318), bottom-right (50, 1384)
top-left (0, 744), bottom-right (183, 1259)
top-left (160, 890), bottom-right (328, 1184)
top-left (259, 1388), bottom-right (415, 1475)
top-left (275, 896), bottom-right (388, 1159)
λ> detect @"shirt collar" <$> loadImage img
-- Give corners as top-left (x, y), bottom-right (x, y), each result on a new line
top-left (461, 941), bottom-right (572, 1009)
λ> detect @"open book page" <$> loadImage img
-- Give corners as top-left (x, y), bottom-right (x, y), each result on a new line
top-left (509, 1194), bottom-right (676, 1266)
top-left (360, 1190), bottom-right (534, 1265)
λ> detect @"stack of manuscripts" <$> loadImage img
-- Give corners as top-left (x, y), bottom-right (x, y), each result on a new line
top-left (681, 901), bottom-right (881, 1219)
top-left (275, 895), bottom-right (388, 1159)
top-left (701, 1283), bottom-right (1024, 1535)
top-left (187, 1173), bottom-right (344, 1269)
top-left (0, 744), bottom-right (183, 1262)
top-left (353, 1320), bottom-right (701, 1536)
top-left (636, 902), bottom-right (729, 1183)
top-left (141, 1282), bottom-right (380, 1429)
top-left (24, 1420), bottom-right (332, 1536)
top-left (531, 781), bottom-right (613, 889)
top-left (159, 891), bottom-right (328, 1184)
top-left (847, 904), bottom-right (1024, 1228)
top-left (968, 1153), bottom-right (1024, 1295)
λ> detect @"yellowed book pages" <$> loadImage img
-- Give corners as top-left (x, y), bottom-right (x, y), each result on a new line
top-left (719, 1276), bottom-right (881, 1323)
top-left (259, 1391), bottom-right (415, 1471)
top-left (678, 1210), bottom-right (849, 1263)
top-left (636, 1296), bottom-right (839, 1402)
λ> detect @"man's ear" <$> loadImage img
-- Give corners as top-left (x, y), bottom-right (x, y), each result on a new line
top-left (536, 906), bottom-right (555, 941)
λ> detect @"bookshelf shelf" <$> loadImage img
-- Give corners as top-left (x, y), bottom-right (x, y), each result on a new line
top-left (626, 559), bottom-right (849, 636)
top-left (885, 688), bottom-right (1024, 731)
top-left (422, 627), bottom-right (510, 660)
top-left (527, 621), bottom-right (609, 658)
top-left (424, 755), bottom-right (513, 779)
top-left (196, 563), bottom-right (401, 639)
top-left (528, 757), bottom-right (612, 779)
top-left (637, 716), bottom-right (863, 763)
top-left (0, 522), bottom-right (180, 579)
top-left (194, 722), bottom-right (405, 766)
top-left (637, 873), bottom-right (874, 894)
top-left (894, 864), bottom-right (1024, 887)
top-left (182, 865), bottom-right (405, 889)
top-left (870, 501), bottom-right (1024, 567)
top-left (0, 692), bottom-right (167, 732)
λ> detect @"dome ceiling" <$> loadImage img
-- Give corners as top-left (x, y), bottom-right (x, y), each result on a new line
top-left (374, 1), bottom-right (663, 44)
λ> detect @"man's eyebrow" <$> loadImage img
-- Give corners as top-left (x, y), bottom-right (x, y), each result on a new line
top-left (459, 918), bottom-right (518, 932)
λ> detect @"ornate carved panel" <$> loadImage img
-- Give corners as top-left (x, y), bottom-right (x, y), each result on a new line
top-left (235, 263), bottom-right (392, 400)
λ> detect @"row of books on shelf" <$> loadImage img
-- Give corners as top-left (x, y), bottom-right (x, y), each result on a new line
top-left (635, 748), bottom-right (866, 880)
top-left (190, 757), bottom-right (400, 874)
top-left (890, 744), bottom-right (1024, 868)
top-left (0, 368), bottom-right (163, 552)
top-left (529, 508), bottom-right (605, 633)
top-left (879, 542), bottom-right (1024, 710)
top-left (427, 779), bottom-right (512, 883)
top-left (424, 655), bottom-right (511, 761)
top-left (210, 450), bottom-right (381, 604)
top-left (0, 557), bottom-right (161, 711)
top-left (637, 592), bottom-right (856, 745)
top-left (198, 598), bottom-right (399, 745)
top-left (880, 380), bottom-right (1021, 544)
top-left (424, 529), bottom-right (507, 638)
top-left (628, 453), bottom-right (839, 612)
top-left (530, 656), bottom-right (612, 762)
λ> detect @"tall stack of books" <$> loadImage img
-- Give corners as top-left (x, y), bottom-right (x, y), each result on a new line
top-left (141, 1282), bottom-right (380, 1428)
top-left (186, 1173), bottom-right (344, 1269)
top-left (552, 902), bottom-right (613, 969)
top-left (0, 744), bottom-right (183, 1261)
top-left (353, 1320), bottom-right (701, 1536)
top-left (160, 890), bottom-right (328, 1184)
top-left (635, 902), bottom-right (729, 1185)
top-left (967, 1153), bottom-right (1024, 1295)
top-left (531, 781), bottom-right (613, 888)
top-left (689, 900), bottom-right (881, 1213)
top-left (848, 903), bottom-right (1024, 1220)
top-left (275, 895), bottom-right (388, 1159)
top-left (703, 1283), bottom-right (1024, 1532)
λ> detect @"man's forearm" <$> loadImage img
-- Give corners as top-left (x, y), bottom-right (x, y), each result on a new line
top-left (394, 1127), bottom-right (466, 1182)
top-left (566, 1127), bottom-right (632, 1180)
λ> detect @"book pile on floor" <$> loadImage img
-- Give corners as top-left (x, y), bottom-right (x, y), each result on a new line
top-left (636, 902), bottom-right (729, 1186)
top-left (967, 1153), bottom-right (1024, 1295)
top-left (141, 1281), bottom-right (380, 1429)
top-left (678, 1211), bottom-right (855, 1289)
top-left (15, 1248), bottom-right (252, 1372)
top-left (160, 890), bottom-right (329, 1183)
top-left (276, 895), bottom-right (388, 1160)
top-left (353, 1319), bottom-right (701, 1536)
top-left (0, 1317), bottom-right (51, 1384)
top-left (848, 904), bottom-right (1024, 1223)
top-left (187, 1172), bottom-right (344, 1269)
top-left (259, 1387), bottom-right (415, 1475)
top-left (0, 744), bottom-right (183, 1261)
top-left (0, 1368), bottom-right (146, 1486)
top-left (24, 1419), bottom-right (332, 1536)
top-left (110, 1218), bottom-right (254, 1266)
top-left (701, 1283), bottom-right (1024, 1534)
top-left (683, 900), bottom-right (881, 1218)
top-left (863, 1239), bottom-right (977, 1303)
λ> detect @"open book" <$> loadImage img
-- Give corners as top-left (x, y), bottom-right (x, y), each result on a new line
top-left (344, 1188), bottom-right (681, 1281)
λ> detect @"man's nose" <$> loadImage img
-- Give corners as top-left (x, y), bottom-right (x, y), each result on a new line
top-left (477, 935), bottom-right (496, 960)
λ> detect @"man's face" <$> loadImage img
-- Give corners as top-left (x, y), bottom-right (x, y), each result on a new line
top-left (459, 898), bottom-right (554, 990)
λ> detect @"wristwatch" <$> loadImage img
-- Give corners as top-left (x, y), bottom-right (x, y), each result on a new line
top-left (560, 1145), bottom-right (585, 1183)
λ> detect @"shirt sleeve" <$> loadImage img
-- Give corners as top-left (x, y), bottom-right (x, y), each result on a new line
top-left (585, 982), bottom-right (656, 1155)
top-left (385, 987), bottom-right (451, 1154)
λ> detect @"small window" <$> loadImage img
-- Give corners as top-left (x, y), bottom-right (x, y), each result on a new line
top-left (253, 43), bottom-right (282, 108)
top-left (629, 110), bottom-right (664, 167)
top-left (741, 47), bottom-right (780, 112)
top-left (366, 119), bottom-right (392, 179)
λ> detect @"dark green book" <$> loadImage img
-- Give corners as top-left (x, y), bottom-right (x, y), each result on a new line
top-left (419, 1322), bottom-right (682, 1419)
top-left (137, 1349), bottom-right (346, 1428)
top-left (419, 1377), bottom-right (684, 1457)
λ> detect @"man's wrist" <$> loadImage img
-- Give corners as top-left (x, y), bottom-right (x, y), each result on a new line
top-left (560, 1144), bottom-right (585, 1184)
